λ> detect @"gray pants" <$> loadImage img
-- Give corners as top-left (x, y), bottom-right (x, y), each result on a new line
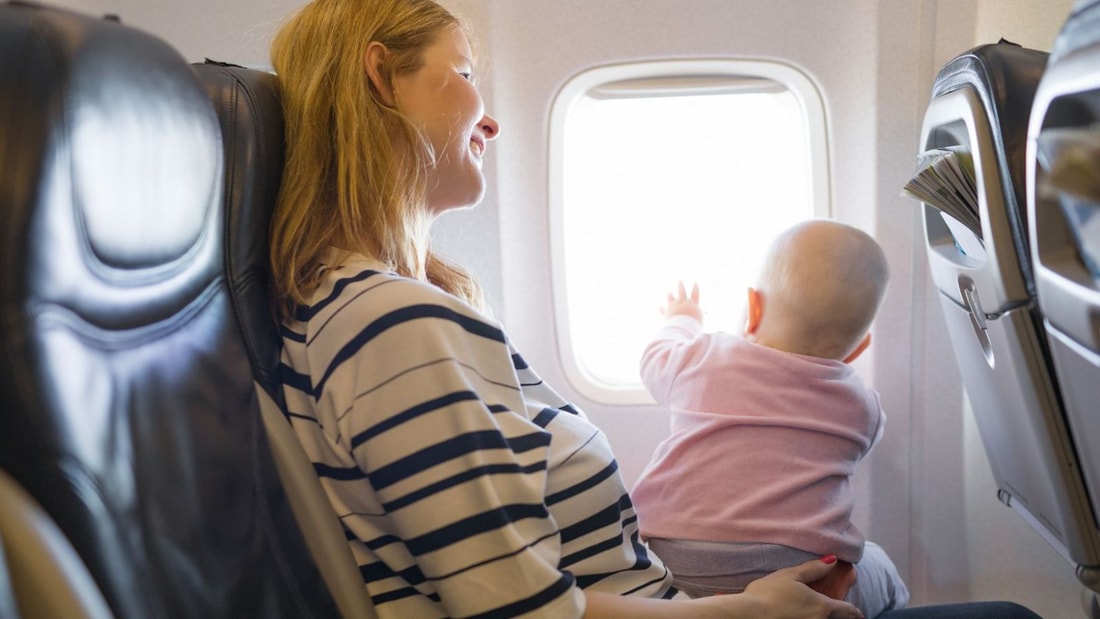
top-left (648, 538), bottom-right (910, 619)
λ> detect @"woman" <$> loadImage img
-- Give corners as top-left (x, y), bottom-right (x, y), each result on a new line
top-left (267, 1), bottom-right (1038, 618)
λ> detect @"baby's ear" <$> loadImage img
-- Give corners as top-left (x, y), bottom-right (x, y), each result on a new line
top-left (745, 288), bottom-right (763, 335)
top-left (843, 333), bottom-right (872, 364)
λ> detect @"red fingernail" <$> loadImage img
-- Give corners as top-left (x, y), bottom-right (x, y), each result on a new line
top-left (821, 554), bottom-right (837, 564)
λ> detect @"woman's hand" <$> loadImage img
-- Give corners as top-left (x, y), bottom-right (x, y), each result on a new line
top-left (583, 558), bottom-right (862, 619)
top-left (733, 557), bottom-right (864, 619)
top-left (807, 557), bottom-right (856, 601)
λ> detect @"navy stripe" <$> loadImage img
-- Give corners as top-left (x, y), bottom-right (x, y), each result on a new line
top-left (314, 462), bottom-right (367, 481)
top-left (576, 567), bottom-right (667, 594)
top-left (511, 353), bottom-right (529, 370)
top-left (278, 363), bottom-right (314, 394)
top-left (309, 277), bottom-right (403, 344)
top-left (558, 494), bottom-right (632, 544)
top-left (364, 530), bottom-right (566, 589)
top-left (383, 461), bottom-right (548, 512)
top-left (361, 560), bottom-right (427, 587)
top-left (315, 303), bottom-right (506, 396)
top-left (627, 536), bottom-right (654, 573)
top-left (281, 325), bottom-right (307, 342)
top-left (574, 554), bottom-right (663, 592)
top-left (338, 359), bottom-right (521, 423)
top-left (371, 585), bottom-right (440, 606)
top-left (565, 533), bottom-right (625, 572)
top-left (286, 410), bottom-right (320, 424)
top-left (465, 573), bottom-right (575, 619)
top-left (507, 430), bottom-right (553, 454)
top-left (531, 407), bottom-right (558, 428)
top-left (407, 503), bottom-right (549, 556)
top-left (350, 390), bottom-right (480, 449)
top-left (368, 430), bottom-right (511, 490)
top-left (295, 268), bottom-right (379, 322)
top-left (425, 529), bottom-right (563, 581)
top-left (365, 533), bottom-right (401, 550)
top-left (545, 461), bottom-right (618, 506)
top-left (366, 529), bottom-right (567, 588)
top-left (559, 403), bottom-right (581, 416)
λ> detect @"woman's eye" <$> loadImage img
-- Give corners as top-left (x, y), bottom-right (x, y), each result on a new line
top-left (459, 71), bottom-right (473, 81)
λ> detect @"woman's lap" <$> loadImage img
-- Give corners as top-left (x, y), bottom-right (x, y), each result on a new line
top-left (877, 601), bottom-right (1041, 619)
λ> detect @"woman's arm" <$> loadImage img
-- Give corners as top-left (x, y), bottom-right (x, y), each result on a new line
top-left (305, 273), bottom-right (584, 617)
top-left (584, 558), bottom-right (863, 619)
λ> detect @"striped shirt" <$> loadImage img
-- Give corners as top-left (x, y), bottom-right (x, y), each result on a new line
top-left (279, 250), bottom-right (673, 618)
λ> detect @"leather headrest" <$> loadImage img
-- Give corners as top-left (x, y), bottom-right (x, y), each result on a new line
top-left (194, 60), bottom-right (286, 397)
top-left (0, 3), bottom-right (222, 331)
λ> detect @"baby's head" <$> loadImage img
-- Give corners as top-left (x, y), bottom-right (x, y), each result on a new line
top-left (746, 220), bottom-right (889, 362)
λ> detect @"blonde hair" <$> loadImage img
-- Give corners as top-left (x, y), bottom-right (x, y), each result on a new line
top-left (756, 220), bottom-right (889, 359)
top-left (270, 0), bottom-right (486, 318)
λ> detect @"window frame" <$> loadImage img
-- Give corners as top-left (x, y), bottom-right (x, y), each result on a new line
top-left (548, 59), bottom-right (831, 405)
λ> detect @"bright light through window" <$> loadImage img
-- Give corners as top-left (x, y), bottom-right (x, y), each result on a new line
top-left (550, 60), bottom-right (830, 404)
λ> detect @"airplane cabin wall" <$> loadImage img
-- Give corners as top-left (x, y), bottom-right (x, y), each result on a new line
top-left (33, 0), bottom-right (1086, 616)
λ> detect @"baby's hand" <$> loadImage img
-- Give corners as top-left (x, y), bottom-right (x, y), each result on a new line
top-left (661, 281), bottom-right (704, 323)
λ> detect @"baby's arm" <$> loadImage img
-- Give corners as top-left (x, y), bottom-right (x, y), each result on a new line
top-left (661, 281), bottom-right (704, 323)
top-left (640, 282), bottom-right (706, 404)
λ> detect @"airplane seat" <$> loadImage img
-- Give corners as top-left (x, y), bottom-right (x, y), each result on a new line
top-left (0, 3), bottom-right (336, 617)
top-left (1027, 0), bottom-right (1100, 597)
top-left (0, 526), bottom-right (14, 619)
top-left (914, 40), bottom-right (1100, 581)
top-left (192, 59), bottom-right (378, 618)
top-left (0, 469), bottom-right (113, 618)
top-left (0, 535), bottom-right (15, 619)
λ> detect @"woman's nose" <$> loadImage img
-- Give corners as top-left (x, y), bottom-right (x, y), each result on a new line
top-left (481, 114), bottom-right (500, 140)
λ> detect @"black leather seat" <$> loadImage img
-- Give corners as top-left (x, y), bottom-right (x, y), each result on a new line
top-left (0, 468), bottom-right (112, 618)
top-left (0, 3), bottom-right (335, 617)
top-left (193, 58), bottom-right (378, 619)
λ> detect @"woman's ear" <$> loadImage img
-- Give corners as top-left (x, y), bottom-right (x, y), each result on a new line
top-left (363, 41), bottom-right (396, 107)
top-left (745, 288), bottom-right (763, 336)
top-left (843, 333), bottom-right (872, 364)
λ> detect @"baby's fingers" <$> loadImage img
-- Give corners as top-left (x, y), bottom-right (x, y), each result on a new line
top-left (675, 280), bottom-right (688, 301)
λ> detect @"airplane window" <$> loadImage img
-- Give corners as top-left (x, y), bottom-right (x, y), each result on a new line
top-left (549, 60), bottom-right (830, 404)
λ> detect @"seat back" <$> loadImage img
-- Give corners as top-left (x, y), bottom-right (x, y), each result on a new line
top-left (915, 41), bottom-right (1100, 571)
top-left (193, 59), bottom-right (379, 619)
top-left (0, 4), bottom-right (334, 617)
top-left (1028, 0), bottom-right (1100, 589)
top-left (0, 469), bottom-right (112, 619)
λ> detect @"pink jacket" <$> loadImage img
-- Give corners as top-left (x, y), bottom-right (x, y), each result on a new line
top-left (632, 316), bottom-right (885, 562)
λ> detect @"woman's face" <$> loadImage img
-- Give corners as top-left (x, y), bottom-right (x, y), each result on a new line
top-left (392, 26), bottom-right (500, 215)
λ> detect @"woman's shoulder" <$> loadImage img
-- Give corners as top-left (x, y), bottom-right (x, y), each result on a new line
top-left (319, 253), bottom-right (458, 305)
top-left (299, 252), bottom-right (498, 336)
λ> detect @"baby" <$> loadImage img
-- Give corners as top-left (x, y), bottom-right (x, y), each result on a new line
top-left (633, 219), bottom-right (908, 618)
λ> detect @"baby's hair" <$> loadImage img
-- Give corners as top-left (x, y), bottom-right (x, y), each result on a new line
top-left (756, 220), bottom-right (889, 360)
